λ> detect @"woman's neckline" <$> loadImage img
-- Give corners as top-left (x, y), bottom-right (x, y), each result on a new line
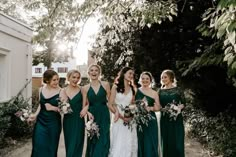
top-left (162, 86), bottom-right (177, 90)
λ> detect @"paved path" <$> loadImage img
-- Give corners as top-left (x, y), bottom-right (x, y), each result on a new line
top-left (1, 114), bottom-right (210, 157)
top-left (2, 132), bottom-right (210, 157)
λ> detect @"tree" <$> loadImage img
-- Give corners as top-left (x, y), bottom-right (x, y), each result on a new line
top-left (24, 0), bottom-right (83, 68)
top-left (197, 0), bottom-right (236, 79)
top-left (88, 0), bottom-right (178, 82)
top-left (1, 0), bottom-right (85, 68)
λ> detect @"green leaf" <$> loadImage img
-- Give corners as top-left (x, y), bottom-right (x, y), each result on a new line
top-left (227, 31), bottom-right (235, 45)
top-left (231, 61), bottom-right (236, 69)
top-left (224, 46), bottom-right (233, 55)
top-left (223, 53), bottom-right (233, 61)
top-left (217, 23), bottom-right (228, 39)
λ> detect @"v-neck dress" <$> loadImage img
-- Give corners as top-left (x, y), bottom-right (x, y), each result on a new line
top-left (63, 91), bottom-right (85, 157)
top-left (86, 85), bottom-right (110, 157)
top-left (135, 89), bottom-right (159, 157)
top-left (31, 92), bottom-right (62, 157)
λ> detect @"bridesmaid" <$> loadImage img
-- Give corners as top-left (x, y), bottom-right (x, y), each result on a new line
top-left (80, 64), bottom-right (111, 157)
top-left (159, 69), bottom-right (185, 157)
top-left (28, 69), bottom-right (62, 157)
top-left (135, 71), bottom-right (161, 157)
top-left (60, 70), bottom-right (84, 157)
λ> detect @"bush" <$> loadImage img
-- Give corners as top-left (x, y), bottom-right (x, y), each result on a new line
top-left (184, 103), bottom-right (236, 157)
top-left (0, 80), bottom-right (33, 146)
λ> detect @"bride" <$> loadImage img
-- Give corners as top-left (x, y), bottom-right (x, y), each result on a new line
top-left (108, 67), bottom-right (138, 157)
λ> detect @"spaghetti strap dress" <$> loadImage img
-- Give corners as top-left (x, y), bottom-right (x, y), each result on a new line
top-left (31, 92), bottom-right (62, 157)
top-left (86, 84), bottom-right (110, 157)
top-left (63, 90), bottom-right (84, 157)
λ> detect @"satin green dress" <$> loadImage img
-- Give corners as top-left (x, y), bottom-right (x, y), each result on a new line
top-left (31, 92), bottom-right (62, 157)
top-left (86, 85), bottom-right (110, 157)
top-left (135, 89), bottom-right (159, 157)
top-left (63, 91), bottom-right (84, 157)
top-left (159, 87), bottom-right (185, 157)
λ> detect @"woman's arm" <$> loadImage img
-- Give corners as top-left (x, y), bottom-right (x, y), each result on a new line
top-left (153, 91), bottom-right (161, 111)
top-left (59, 88), bottom-right (68, 102)
top-left (80, 85), bottom-right (93, 119)
top-left (103, 81), bottom-right (111, 100)
top-left (108, 85), bottom-right (117, 114)
top-left (45, 103), bottom-right (60, 112)
top-left (145, 90), bottom-right (161, 112)
top-left (27, 88), bottom-right (42, 122)
top-left (178, 88), bottom-right (185, 110)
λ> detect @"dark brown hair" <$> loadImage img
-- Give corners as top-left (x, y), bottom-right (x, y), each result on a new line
top-left (43, 69), bottom-right (58, 84)
top-left (115, 66), bottom-right (135, 95)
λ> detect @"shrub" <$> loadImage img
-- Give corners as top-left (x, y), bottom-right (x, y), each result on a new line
top-left (0, 80), bottom-right (33, 145)
top-left (184, 103), bottom-right (236, 157)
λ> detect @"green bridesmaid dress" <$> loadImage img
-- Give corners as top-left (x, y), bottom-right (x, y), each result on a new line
top-left (135, 89), bottom-right (159, 157)
top-left (159, 87), bottom-right (185, 157)
top-left (86, 84), bottom-right (110, 157)
top-left (31, 92), bottom-right (62, 157)
top-left (63, 91), bottom-right (84, 157)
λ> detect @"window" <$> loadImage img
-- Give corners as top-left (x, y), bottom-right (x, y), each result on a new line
top-left (35, 68), bottom-right (42, 73)
top-left (0, 47), bottom-right (11, 101)
top-left (58, 67), bottom-right (68, 73)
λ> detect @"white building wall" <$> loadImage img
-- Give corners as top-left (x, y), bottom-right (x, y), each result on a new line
top-left (0, 12), bottom-right (33, 102)
top-left (32, 58), bottom-right (77, 78)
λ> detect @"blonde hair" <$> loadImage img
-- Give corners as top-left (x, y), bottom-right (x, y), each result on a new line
top-left (87, 64), bottom-right (102, 80)
top-left (160, 69), bottom-right (177, 88)
top-left (65, 69), bottom-right (81, 85)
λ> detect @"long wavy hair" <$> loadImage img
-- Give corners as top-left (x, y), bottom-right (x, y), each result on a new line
top-left (114, 66), bottom-right (135, 95)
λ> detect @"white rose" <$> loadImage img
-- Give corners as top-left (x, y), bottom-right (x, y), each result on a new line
top-left (62, 106), bottom-right (68, 114)
top-left (129, 104), bottom-right (136, 110)
top-left (86, 124), bottom-right (91, 130)
top-left (173, 105), bottom-right (179, 111)
top-left (66, 103), bottom-right (70, 107)
top-left (23, 112), bottom-right (29, 118)
top-left (20, 116), bottom-right (26, 121)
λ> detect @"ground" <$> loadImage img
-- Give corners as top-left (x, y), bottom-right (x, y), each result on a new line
top-left (0, 131), bottom-right (210, 157)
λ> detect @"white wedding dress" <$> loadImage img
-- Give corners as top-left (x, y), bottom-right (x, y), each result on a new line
top-left (109, 89), bottom-right (138, 157)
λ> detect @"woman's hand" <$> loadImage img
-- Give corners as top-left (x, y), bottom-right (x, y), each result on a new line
top-left (87, 111), bottom-right (94, 120)
top-left (114, 111), bottom-right (120, 122)
top-left (145, 106), bottom-right (153, 112)
top-left (80, 107), bottom-right (88, 118)
top-left (27, 113), bottom-right (37, 125)
top-left (123, 117), bottom-right (132, 124)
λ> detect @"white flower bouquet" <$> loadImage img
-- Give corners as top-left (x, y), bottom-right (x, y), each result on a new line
top-left (118, 97), bottom-right (155, 131)
top-left (58, 100), bottom-right (73, 114)
top-left (85, 119), bottom-right (100, 140)
top-left (161, 100), bottom-right (182, 121)
top-left (15, 107), bottom-right (32, 122)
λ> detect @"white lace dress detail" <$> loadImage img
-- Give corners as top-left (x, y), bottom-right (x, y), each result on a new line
top-left (109, 90), bottom-right (138, 157)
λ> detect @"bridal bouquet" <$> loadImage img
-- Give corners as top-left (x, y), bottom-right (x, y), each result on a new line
top-left (15, 106), bottom-right (32, 122)
top-left (161, 100), bottom-right (182, 121)
top-left (118, 97), bottom-right (155, 131)
top-left (85, 119), bottom-right (100, 140)
top-left (58, 99), bottom-right (73, 114)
